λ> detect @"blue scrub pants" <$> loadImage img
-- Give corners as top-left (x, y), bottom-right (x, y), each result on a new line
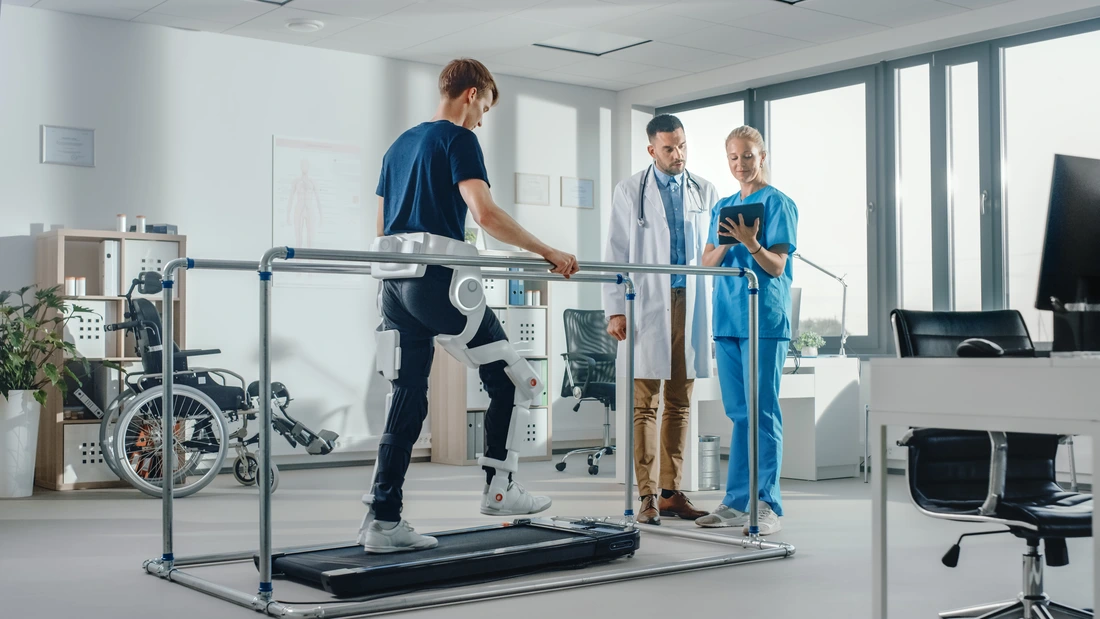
top-left (714, 337), bottom-right (786, 516)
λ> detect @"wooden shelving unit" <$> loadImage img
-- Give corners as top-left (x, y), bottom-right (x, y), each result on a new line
top-left (34, 228), bottom-right (187, 491)
top-left (428, 250), bottom-right (554, 466)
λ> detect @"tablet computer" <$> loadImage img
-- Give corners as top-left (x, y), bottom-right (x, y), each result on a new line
top-left (717, 203), bottom-right (765, 246)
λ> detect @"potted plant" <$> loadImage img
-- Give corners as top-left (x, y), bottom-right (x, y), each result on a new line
top-left (0, 285), bottom-right (92, 498)
top-left (793, 331), bottom-right (826, 357)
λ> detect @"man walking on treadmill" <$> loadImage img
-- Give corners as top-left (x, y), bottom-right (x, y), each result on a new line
top-left (361, 58), bottom-right (579, 553)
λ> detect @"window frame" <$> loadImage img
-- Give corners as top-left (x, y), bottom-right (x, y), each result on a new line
top-left (655, 17), bottom-right (1100, 354)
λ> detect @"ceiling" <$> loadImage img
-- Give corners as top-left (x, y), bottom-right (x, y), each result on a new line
top-left (5, 0), bottom-right (1013, 90)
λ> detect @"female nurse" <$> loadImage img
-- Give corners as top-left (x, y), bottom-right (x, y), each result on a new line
top-left (694, 125), bottom-right (798, 536)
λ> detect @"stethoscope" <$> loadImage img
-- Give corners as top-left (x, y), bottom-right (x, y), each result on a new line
top-left (636, 164), bottom-right (704, 227)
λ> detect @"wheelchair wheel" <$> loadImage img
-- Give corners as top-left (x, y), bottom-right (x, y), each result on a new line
top-left (99, 390), bottom-right (139, 479)
top-left (233, 454), bottom-right (258, 486)
top-left (232, 454), bottom-right (280, 493)
top-left (111, 385), bottom-right (229, 498)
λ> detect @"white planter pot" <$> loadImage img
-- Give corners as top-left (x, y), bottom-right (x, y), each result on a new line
top-left (1, 391), bottom-right (41, 498)
top-left (801, 346), bottom-right (818, 357)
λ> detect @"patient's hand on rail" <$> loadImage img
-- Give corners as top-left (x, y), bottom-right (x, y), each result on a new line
top-left (607, 315), bottom-right (626, 341)
top-left (542, 247), bottom-right (579, 278)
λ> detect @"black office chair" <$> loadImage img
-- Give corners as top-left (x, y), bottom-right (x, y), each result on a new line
top-left (891, 309), bottom-right (1093, 619)
top-left (555, 309), bottom-right (616, 476)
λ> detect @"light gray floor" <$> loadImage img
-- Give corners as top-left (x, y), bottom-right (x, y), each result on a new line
top-left (0, 458), bottom-right (1092, 618)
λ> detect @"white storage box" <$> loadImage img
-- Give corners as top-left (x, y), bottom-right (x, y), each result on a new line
top-left (483, 277), bottom-right (508, 307)
top-left (517, 408), bottom-right (547, 458)
top-left (506, 307), bottom-right (546, 356)
top-left (64, 301), bottom-right (108, 359)
top-left (466, 367), bottom-right (490, 409)
top-left (63, 423), bottom-right (119, 484)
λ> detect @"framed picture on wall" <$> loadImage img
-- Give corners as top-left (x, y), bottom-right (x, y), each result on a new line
top-left (514, 172), bottom-right (550, 206)
top-left (560, 177), bottom-right (594, 209)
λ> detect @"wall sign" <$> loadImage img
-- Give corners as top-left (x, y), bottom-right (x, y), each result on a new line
top-left (41, 125), bottom-right (95, 167)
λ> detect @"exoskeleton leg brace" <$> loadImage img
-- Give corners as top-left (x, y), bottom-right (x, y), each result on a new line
top-left (362, 233), bottom-right (544, 516)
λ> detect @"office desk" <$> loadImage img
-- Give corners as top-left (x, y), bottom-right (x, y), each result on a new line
top-left (614, 355), bottom-right (861, 490)
top-left (869, 357), bottom-right (1100, 618)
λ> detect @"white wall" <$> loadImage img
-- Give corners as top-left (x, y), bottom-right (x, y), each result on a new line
top-left (0, 6), bottom-right (619, 457)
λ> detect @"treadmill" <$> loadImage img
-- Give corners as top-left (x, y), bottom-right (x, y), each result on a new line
top-left (258, 518), bottom-right (639, 598)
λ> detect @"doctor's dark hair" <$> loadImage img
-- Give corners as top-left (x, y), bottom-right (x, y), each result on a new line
top-left (646, 114), bottom-right (684, 141)
top-left (725, 125), bottom-right (769, 183)
top-left (439, 58), bottom-right (499, 105)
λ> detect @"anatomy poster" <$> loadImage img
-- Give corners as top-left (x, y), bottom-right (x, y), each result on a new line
top-left (272, 136), bottom-right (364, 251)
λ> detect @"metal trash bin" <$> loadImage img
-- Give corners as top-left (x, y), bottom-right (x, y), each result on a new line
top-left (698, 435), bottom-right (721, 491)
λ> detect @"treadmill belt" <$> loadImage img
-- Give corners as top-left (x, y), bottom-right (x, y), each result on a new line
top-left (262, 519), bottom-right (639, 598)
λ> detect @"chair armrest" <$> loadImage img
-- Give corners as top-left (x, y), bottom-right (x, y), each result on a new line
top-left (175, 348), bottom-right (222, 358)
top-left (897, 428), bottom-right (1007, 517)
top-left (979, 431), bottom-right (1008, 516)
top-left (561, 352), bottom-right (596, 397)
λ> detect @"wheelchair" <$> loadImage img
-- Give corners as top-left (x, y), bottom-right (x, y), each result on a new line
top-left (99, 273), bottom-right (338, 498)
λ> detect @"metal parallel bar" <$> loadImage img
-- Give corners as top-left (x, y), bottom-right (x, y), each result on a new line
top-left (158, 257), bottom-right (190, 571)
top-left (258, 255), bottom-right (278, 602)
top-left (150, 546), bottom-right (790, 619)
top-left (146, 247), bottom-right (771, 613)
top-left (639, 525), bottom-right (795, 554)
top-left (273, 247), bottom-right (756, 280)
top-left (252, 247), bottom-right (757, 601)
top-left (747, 287), bottom-right (760, 537)
top-left (267, 549), bottom-right (791, 618)
top-left (624, 279), bottom-right (636, 518)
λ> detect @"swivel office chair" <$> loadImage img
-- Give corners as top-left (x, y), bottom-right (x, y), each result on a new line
top-left (556, 309), bottom-right (617, 475)
top-left (891, 309), bottom-right (1092, 619)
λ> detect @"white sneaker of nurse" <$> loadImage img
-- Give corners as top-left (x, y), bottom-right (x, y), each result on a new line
top-left (361, 520), bottom-right (438, 554)
top-left (742, 502), bottom-right (782, 536)
top-left (694, 504), bottom-right (750, 528)
top-left (480, 480), bottom-right (552, 516)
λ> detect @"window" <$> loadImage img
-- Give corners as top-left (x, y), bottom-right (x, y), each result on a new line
top-left (947, 62), bottom-right (983, 311)
top-left (1002, 28), bottom-right (1100, 340)
top-left (896, 64), bottom-right (933, 311)
top-left (766, 83), bottom-right (869, 337)
top-left (673, 101), bottom-right (746, 200)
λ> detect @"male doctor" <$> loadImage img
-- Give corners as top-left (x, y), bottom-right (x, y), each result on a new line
top-left (603, 114), bottom-right (719, 525)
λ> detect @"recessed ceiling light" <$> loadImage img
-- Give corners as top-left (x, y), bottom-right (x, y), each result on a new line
top-left (773, 0), bottom-right (805, 4)
top-left (258, 0), bottom-right (295, 5)
top-left (286, 18), bottom-right (324, 33)
top-left (534, 32), bottom-right (650, 57)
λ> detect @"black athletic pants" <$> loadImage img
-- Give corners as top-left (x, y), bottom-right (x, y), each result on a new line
top-left (372, 266), bottom-right (514, 522)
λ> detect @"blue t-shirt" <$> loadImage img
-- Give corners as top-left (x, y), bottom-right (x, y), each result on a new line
top-left (376, 120), bottom-right (489, 242)
top-left (707, 186), bottom-right (799, 340)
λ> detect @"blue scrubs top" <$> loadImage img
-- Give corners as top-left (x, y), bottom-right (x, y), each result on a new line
top-left (708, 185), bottom-right (799, 340)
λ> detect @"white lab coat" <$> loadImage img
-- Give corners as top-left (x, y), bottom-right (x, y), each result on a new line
top-left (603, 166), bottom-right (719, 380)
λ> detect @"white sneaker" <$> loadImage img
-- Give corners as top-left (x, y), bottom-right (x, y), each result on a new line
top-left (695, 504), bottom-right (749, 528)
top-left (742, 502), bottom-right (782, 536)
top-left (361, 520), bottom-right (438, 554)
top-left (480, 480), bottom-right (552, 516)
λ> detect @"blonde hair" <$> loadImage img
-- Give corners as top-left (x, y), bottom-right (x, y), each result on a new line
top-left (725, 125), bottom-right (768, 183)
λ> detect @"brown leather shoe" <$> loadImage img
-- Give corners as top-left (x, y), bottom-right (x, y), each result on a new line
top-left (637, 494), bottom-right (661, 525)
top-left (659, 491), bottom-right (708, 519)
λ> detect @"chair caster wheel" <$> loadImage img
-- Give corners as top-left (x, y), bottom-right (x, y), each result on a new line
top-left (555, 462), bottom-right (566, 472)
top-left (588, 465), bottom-right (599, 475)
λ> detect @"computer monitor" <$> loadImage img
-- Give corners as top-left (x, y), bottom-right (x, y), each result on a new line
top-left (1035, 154), bottom-right (1100, 351)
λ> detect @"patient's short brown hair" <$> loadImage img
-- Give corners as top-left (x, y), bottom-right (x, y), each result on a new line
top-left (438, 58), bottom-right (499, 105)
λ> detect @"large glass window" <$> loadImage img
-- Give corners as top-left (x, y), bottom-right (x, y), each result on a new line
top-left (674, 101), bottom-right (746, 200)
top-left (767, 84), bottom-right (869, 337)
top-left (1003, 29), bottom-right (1100, 339)
top-left (947, 62), bottom-right (983, 311)
top-left (896, 64), bottom-right (933, 311)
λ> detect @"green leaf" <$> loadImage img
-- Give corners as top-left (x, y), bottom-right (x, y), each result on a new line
top-left (33, 390), bottom-right (48, 407)
top-left (42, 363), bottom-right (61, 386)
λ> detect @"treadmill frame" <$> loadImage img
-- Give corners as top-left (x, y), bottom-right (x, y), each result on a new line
top-left (141, 251), bottom-right (795, 618)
